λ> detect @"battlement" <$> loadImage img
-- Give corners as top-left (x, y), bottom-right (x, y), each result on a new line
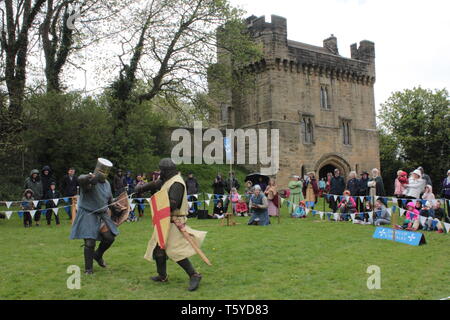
top-left (245, 14), bottom-right (376, 79)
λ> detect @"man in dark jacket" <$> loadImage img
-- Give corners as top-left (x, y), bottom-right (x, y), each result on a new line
top-left (113, 169), bottom-right (127, 197)
top-left (212, 174), bottom-right (225, 195)
top-left (24, 169), bottom-right (43, 226)
top-left (358, 171), bottom-right (370, 212)
top-left (61, 167), bottom-right (79, 219)
top-left (185, 173), bottom-right (200, 215)
top-left (346, 171), bottom-right (360, 197)
top-left (329, 169), bottom-right (345, 213)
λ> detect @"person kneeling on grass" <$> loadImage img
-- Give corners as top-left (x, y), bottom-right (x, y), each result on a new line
top-left (373, 199), bottom-right (391, 226)
top-left (337, 190), bottom-right (357, 221)
top-left (247, 185), bottom-right (270, 226)
top-left (292, 201), bottom-right (307, 218)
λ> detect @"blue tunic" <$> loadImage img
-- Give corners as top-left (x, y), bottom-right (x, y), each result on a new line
top-left (70, 180), bottom-right (119, 240)
top-left (247, 193), bottom-right (270, 226)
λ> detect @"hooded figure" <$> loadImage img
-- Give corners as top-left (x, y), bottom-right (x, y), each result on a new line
top-left (135, 158), bottom-right (206, 292)
top-left (404, 170), bottom-right (426, 199)
top-left (41, 165), bottom-right (55, 194)
top-left (24, 169), bottom-right (43, 200)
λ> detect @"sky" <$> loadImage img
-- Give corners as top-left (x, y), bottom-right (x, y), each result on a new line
top-left (229, 0), bottom-right (450, 111)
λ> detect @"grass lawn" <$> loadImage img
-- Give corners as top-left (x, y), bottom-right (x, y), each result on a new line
top-left (0, 198), bottom-right (449, 300)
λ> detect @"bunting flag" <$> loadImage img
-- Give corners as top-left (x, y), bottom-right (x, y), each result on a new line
top-left (5, 201), bottom-right (12, 208)
top-left (188, 202), bottom-right (193, 209)
top-left (311, 210), bottom-right (317, 216)
top-left (333, 213), bottom-right (340, 221)
top-left (222, 195), bottom-right (227, 201)
top-left (52, 208), bottom-right (59, 216)
top-left (392, 197), bottom-right (397, 203)
top-left (350, 213), bottom-right (356, 222)
top-left (139, 204), bottom-right (145, 210)
top-left (52, 199), bottom-right (59, 206)
top-left (386, 208), bottom-right (392, 217)
top-left (18, 211), bottom-right (23, 218)
top-left (399, 208), bottom-right (406, 216)
top-left (146, 198), bottom-right (152, 205)
top-left (64, 206), bottom-right (70, 214)
top-left (205, 200), bottom-right (210, 206)
top-left (392, 206), bottom-right (397, 214)
top-left (5, 211), bottom-right (13, 219)
top-left (41, 209), bottom-right (47, 216)
top-left (130, 203), bottom-right (136, 211)
top-left (207, 194), bottom-right (213, 200)
top-left (443, 223), bottom-right (450, 233)
top-left (333, 195), bottom-right (338, 201)
top-left (30, 210), bottom-right (37, 219)
top-left (319, 212), bottom-right (324, 220)
top-left (345, 196), bottom-right (350, 202)
top-left (402, 199), bottom-right (407, 206)
top-left (32, 200), bottom-right (39, 208)
top-left (359, 196), bottom-right (365, 202)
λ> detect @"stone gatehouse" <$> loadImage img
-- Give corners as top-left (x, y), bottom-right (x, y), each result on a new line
top-left (210, 14), bottom-right (380, 186)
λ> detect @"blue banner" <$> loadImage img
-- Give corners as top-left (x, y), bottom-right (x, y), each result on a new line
top-left (373, 227), bottom-right (425, 246)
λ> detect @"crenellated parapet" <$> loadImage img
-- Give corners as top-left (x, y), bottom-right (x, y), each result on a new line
top-left (244, 14), bottom-right (376, 85)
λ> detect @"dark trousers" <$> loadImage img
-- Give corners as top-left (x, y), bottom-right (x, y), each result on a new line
top-left (23, 212), bottom-right (32, 226)
top-left (46, 207), bottom-right (60, 225)
top-left (188, 195), bottom-right (198, 214)
top-left (153, 245), bottom-right (196, 278)
top-left (329, 197), bottom-right (339, 213)
top-left (34, 202), bottom-right (42, 222)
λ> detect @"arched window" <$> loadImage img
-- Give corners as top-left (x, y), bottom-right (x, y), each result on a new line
top-left (320, 86), bottom-right (330, 109)
top-left (342, 120), bottom-right (351, 145)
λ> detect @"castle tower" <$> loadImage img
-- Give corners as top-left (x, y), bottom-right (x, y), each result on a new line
top-left (211, 15), bottom-right (380, 186)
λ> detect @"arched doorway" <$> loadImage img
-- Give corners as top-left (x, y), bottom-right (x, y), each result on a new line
top-left (315, 153), bottom-right (351, 180)
top-left (319, 164), bottom-right (337, 180)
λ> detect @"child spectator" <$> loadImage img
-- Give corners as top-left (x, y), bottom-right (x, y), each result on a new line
top-left (230, 187), bottom-right (240, 216)
top-left (337, 190), bottom-right (357, 221)
top-left (236, 199), bottom-right (249, 216)
top-left (373, 199), bottom-right (391, 226)
top-left (21, 189), bottom-right (35, 228)
top-left (292, 201), bottom-right (307, 218)
top-left (44, 182), bottom-right (61, 226)
top-left (402, 202), bottom-right (420, 230)
top-left (421, 185), bottom-right (435, 201)
top-left (213, 200), bottom-right (225, 219)
top-left (394, 170), bottom-right (408, 208)
top-left (355, 201), bottom-right (372, 224)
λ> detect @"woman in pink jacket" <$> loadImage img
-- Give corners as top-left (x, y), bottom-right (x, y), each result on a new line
top-left (394, 170), bottom-right (407, 208)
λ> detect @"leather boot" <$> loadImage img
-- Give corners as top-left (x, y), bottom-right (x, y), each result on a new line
top-left (94, 232), bottom-right (115, 268)
top-left (151, 255), bottom-right (168, 282)
top-left (84, 239), bottom-right (96, 274)
top-left (188, 273), bottom-right (202, 291)
top-left (177, 258), bottom-right (202, 291)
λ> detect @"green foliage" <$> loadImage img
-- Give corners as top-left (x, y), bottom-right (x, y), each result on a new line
top-left (379, 87), bottom-right (450, 192)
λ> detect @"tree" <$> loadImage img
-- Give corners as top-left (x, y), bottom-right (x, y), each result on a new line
top-left (379, 87), bottom-right (450, 193)
top-left (0, 0), bottom-right (46, 117)
top-left (108, 0), bottom-right (261, 126)
top-left (39, 0), bottom-right (129, 92)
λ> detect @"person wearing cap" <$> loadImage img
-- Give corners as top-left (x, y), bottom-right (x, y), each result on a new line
top-left (358, 171), bottom-right (370, 212)
top-left (247, 184), bottom-right (270, 225)
top-left (288, 175), bottom-right (303, 215)
top-left (44, 182), bottom-right (61, 226)
top-left (70, 158), bottom-right (119, 275)
top-left (404, 169), bottom-right (426, 200)
top-left (135, 158), bottom-right (206, 292)
top-left (442, 170), bottom-right (450, 200)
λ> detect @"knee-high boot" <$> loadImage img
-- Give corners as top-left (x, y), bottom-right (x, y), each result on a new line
top-left (84, 239), bottom-right (96, 274)
top-left (94, 231), bottom-right (115, 268)
top-left (151, 246), bottom-right (168, 282)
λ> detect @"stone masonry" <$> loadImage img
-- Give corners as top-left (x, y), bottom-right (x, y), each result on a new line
top-left (210, 15), bottom-right (380, 187)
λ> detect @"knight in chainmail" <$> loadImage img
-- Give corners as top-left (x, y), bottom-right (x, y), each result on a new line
top-left (69, 158), bottom-right (119, 275)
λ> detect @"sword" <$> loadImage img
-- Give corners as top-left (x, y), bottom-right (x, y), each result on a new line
top-left (179, 228), bottom-right (212, 266)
